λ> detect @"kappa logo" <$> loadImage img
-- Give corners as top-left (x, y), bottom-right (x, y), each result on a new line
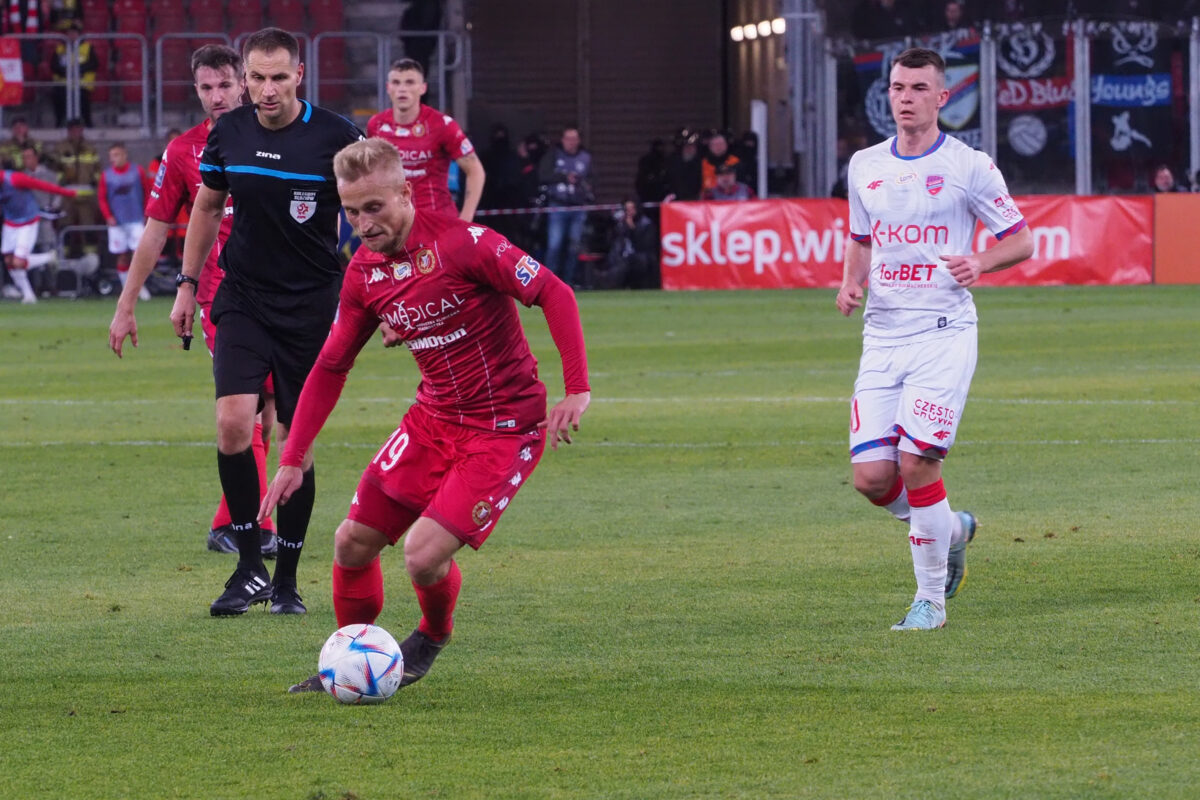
top-left (467, 225), bottom-right (485, 244)
top-left (867, 179), bottom-right (884, 190)
top-left (509, 472), bottom-right (522, 487)
top-left (391, 261), bottom-right (412, 280)
top-left (369, 267), bottom-right (388, 284)
top-left (379, 123), bottom-right (391, 133)
top-left (415, 248), bottom-right (436, 274)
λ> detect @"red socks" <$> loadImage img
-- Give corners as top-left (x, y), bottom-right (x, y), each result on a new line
top-left (332, 558), bottom-right (384, 627)
top-left (414, 560), bottom-right (461, 641)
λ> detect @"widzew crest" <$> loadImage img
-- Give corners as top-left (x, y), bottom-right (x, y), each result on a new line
top-left (415, 248), bottom-right (436, 274)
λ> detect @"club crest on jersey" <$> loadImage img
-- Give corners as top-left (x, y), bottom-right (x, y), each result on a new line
top-left (471, 500), bottom-right (492, 526)
top-left (391, 261), bottom-right (412, 279)
top-left (411, 122), bottom-right (426, 137)
top-left (290, 189), bottom-right (316, 223)
top-left (415, 248), bottom-right (436, 274)
top-left (926, 175), bottom-right (944, 196)
top-left (514, 254), bottom-right (541, 286)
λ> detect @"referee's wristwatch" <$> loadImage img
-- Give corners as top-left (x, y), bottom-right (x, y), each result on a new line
top-left (175, 273), bottom-right (199, 291)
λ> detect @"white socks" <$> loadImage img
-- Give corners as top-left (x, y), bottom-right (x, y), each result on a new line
top-left (906, 479), bottom-right (954, 608)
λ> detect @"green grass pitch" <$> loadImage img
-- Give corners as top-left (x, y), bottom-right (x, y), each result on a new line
top-left (1, 285), bottom-right (1197, 798)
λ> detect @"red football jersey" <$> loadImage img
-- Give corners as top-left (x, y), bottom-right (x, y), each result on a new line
top-left (145, 119), bottom-right (233, 307)
top-left (326, 213), bottom-right (580, 433)
top-left (366, 104), bottom-right (474, 218)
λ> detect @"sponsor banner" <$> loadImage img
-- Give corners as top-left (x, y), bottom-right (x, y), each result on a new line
top-left (0, 38), bottom-right (23, 106)
top-left (1151, 193), bottom-right (1200, 285)
top-left (660, 195), bottom-right (1152, 290)
top-left (975, 195), bottom-right (1152, 286)
top-left (660, 199), bottom-right (847, 290)
top-left (1089, 21), bottom-right (1177, 164)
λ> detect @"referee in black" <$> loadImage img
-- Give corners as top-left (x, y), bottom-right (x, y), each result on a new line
top-left (169, 28), bottom-right (363, 616)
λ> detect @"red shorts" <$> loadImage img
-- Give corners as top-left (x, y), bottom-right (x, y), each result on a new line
top-left (198, 301), bottom-right (274, 395)
top-left (347, 403), bottom-right (545, 550)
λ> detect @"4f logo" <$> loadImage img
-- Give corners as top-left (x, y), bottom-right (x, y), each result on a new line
top-left (931, 430), bottom-right (952, 441)
top-left (909, 535), bottom-right (935, 546)
top-left (867, 180), bottom-right (883, 190)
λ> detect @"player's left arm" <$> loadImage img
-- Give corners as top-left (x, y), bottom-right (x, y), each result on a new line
top-left (468, 226), bottom-right (590, 449)
top-left (456, 151), bottom-right (485, 221)
top-left (940, 154), bottom-right (1035, 287)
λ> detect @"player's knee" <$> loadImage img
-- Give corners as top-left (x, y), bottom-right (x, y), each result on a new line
top-left (403, 540), bottom-right (450, 585)
top-left (334, 520), bottom-right (384, 567)
top-left (852, 463), bottom-right (897, 500)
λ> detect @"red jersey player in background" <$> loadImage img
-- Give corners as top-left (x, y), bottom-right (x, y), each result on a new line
top-left (261, 138), bottom-right (589, 692)
top-left (367, 58), bottom-right (485, 221)
top-left (107, 44), bottom-right (278, 557)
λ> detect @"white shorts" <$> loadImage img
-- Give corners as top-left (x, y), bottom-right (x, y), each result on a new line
top-left (2, 221), bottom-right (39, 260)
top-left (849, 326), bottom-right (977, 463)
top-left (108, 221), bottom-right (145, 254)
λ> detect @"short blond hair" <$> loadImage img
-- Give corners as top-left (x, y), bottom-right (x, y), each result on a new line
top-left (334, 138), bottom-right (407, 184)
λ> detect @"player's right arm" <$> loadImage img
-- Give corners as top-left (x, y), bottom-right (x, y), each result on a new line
top-left (837, 153), bottom-right (872, 317)
top-left (170, 184), bottom-right (225, 341)
top-left (108, 217), bottom-right (171, 357)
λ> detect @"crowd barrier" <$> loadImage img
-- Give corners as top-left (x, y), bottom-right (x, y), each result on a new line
top-left (659, 194), bottom-right (1195, 290)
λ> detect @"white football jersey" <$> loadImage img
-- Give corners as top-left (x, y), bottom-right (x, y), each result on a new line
top-left (847, 132), bottom-right (1025, 345)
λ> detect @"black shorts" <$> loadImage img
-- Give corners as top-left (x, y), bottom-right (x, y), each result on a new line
top-left (210, 282), bottom-right (338, 426)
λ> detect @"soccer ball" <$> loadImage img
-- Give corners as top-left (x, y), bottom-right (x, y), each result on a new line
top-left (317, 624), bottom-right (404, 704)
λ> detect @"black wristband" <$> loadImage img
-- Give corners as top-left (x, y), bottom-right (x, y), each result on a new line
top-left (175, 273), bottom-right (199, 290)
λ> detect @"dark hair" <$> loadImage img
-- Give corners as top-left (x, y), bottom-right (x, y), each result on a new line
top-left (192, 44), bottom-right (243, 78)
top-left (892, 47), bottom-right (946, 76)
top-left (242, 27), bottom-right (300, 64)
top-left (109, 142), bottom-right (127, 151)
top-left (389, 58), bottom-right (425, 78)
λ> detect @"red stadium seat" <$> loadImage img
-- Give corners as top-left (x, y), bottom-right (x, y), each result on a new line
top-left (115, 54), bottom-right (144, 103)
top-left (91, 52), bottom-right (111, 102)
top-left (114, 13), bottom-right (148, 33)
top-left (266, 0), bottom-right (306, 31)
top-left (317, 40), bottom-right (346, 102)
top-left (307, 0), bottom-right (341, 32)
top-left (227, 0), bottom-right (263, 34)
top-left (113, 0), bottom-right (147, 20)
top-left (152, 8), bottom-right (189, 36)
top-left (81, 0), bottom-right (109, 14)
top-left (81, 8), bottom-right (111, 32)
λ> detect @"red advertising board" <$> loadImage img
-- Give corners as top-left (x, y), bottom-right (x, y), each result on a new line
top-left (660, 195), bottom-right (1153, 290)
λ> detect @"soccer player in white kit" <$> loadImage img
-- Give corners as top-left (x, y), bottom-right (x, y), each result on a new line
top-left (837, 48), bottom-right (1034, 631)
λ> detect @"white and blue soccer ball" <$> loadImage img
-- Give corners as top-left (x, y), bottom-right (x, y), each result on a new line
top-left (318, 624), bottom-right (404, 704)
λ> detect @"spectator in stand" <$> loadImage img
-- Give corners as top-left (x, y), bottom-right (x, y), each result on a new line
top-left (665, 130), bottom-right (702, 201)
top-left (981, 0), bottom-right (1054, 21)
top-left (939, 1), bottom-right (971, 30)
top-left (634, 138), bottom-right (670, 207)
top-left (831, 135), bottom-right (852, 199)
top-left (0, 118), bottom-right (43, 170)
top-left (52, 20), bottom-right (98, 127)
top-left (733, 131), bottom-right (759, 188)
top-left (478, 123), bottom-right (524, 242)
top-left (852, 0), bottom-right (919, 40)
top-left (49, 1), bottom-right (83, 32)
top-left (97, 143), bottom-right (152, 300)
top-left (596, 198), bottom-right (659, 290)
top-left (540, 125), bottom-right (594, 287)
top-left (701, 132), bottom-right (739, 193)
top-left (702, 163), bottom-right (757, 202)
top-left (54, 118), bottom-right (101, 258)
top-left (1150, 164), bottom-right (1185, 193)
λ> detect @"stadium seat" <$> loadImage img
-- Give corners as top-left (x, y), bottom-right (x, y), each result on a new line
top-left (188, 0), bottom-right (224, 31)
top-left (308, 0), bottom-right (342, 33)
top-left (114, 13), bottom-right (149, 34)
top-left (115, 53), bottom-right (144, 103)
top-left (91, 51), bottom-right (111, 102)
top-left (227, 0), bottom-right (264, 35)
top-left (317, 40), bottom-right (346, 102)
top-left (266, 0), bottom-right (306, 32)
top-left (152, 8), bottom-right (189, 36)
top-left (113, 0), bottom-right (147, 20)
top-left (81, 8), bottom-right (111, 32)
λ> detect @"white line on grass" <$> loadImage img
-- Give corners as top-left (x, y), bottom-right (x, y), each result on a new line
top-left (1, 396), bottom-right (1195, 407)
top-left (2, 438), bottom-right (1198, 449)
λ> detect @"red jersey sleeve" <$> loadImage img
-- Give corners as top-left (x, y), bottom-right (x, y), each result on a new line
top-left (278, 261), bottom-right (383, 467)
top-left (145, 142), bottom-right (189, 223)
top-left (440, 115), bottom-right (474, 161)
top-left (461, 225), bottom-right (589, 394)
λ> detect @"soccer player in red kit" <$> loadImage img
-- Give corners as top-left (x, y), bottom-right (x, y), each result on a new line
top-left (366, 58), bottom-right (485, 220)
top-left (107, 44), bottom-right (278, 556)
top-left (261, 138), bottom-right (589, 691)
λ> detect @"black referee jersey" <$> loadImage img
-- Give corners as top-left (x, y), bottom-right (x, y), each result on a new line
top-left (200, 100), bottom-right (363, 301)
